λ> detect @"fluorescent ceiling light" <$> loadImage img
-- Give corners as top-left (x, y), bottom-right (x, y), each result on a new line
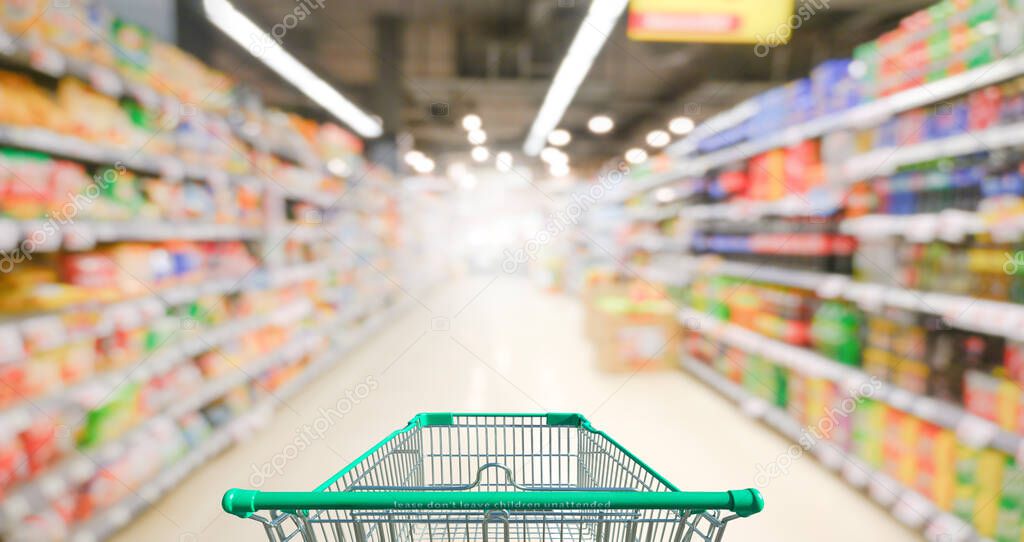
top-left (587, 114), bottom-right (614, 134)
top-left (203, 0), bottom-right (381, 138)
top-left (522, 0), bottom-right (629, 156)
top-left (547, 129), bottom-right (571, 147)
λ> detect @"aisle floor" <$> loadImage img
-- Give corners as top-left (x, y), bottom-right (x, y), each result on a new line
top-left (116, 276), bottom-right (918, 541)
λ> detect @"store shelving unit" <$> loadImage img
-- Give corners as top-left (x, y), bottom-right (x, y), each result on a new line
top-left (568, 10), bottom-right (1024, 539)
top-left (678, 307), bottom-right (1022, 457)
top-left (63, 293), bottom-right (416, 542)
top-left (614, 52), bottom-right (1024, 201)
top-left (681, 357), bottom-right (984, 542)
top-left (0, 14), bottom-right (446, 542)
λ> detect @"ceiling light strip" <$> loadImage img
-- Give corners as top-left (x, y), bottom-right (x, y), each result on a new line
top-left (203, 0), bottom-right (382, 138)
top-left (522, 0), bottom-right (629, 156)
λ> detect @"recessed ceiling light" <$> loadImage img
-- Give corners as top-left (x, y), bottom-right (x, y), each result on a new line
top-left (646, 130), bottom-right (670, 148)
top-left (587, 114), bottom-right (614, 134)
top-left (404, 150), bottom-right (425, 166)
top-left (468, 129), bottom-right (487, 145)
top-left (447, 162), bottom-right (468, 179)
top-left (547, 129), bottom-right (572, 147)
top-left (496, 151), bottom-right (513, 172)
top-left (471, 146), bottom-right (490, 162)
top-left (625, 148), bottom-right (648, 164)
top-left (462, 114), bottom-right (482, 131)
top-left (668, 116), bottom-right (695, 136)
top-left (413, 157), bottom-right (435, 174)
top-left (540, 147), bottom-right (568, 165)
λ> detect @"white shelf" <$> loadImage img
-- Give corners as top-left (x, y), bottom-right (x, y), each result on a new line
top-left (0, 125), bottom-right (342, 209)
top-left (0, 220), bottom-right (263, 253)
top-left (666, 52), bottom-right (1024, 173)
top-left (840, 211), bottom-right (991, 243)
top-left (681, 193), bottom-right (843, 221)
top-left (836, 121), bottom-right (1024, 184)
top-left (681, 357), bottom-right (986, 542)
top-left (660, 256), bottom-right (1024, 342)
top-left (678, 308), bottom-right (1024, 459)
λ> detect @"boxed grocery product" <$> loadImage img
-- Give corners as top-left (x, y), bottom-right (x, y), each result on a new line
top-left (995, 458), bottom-right (1024, 542)
top-left (852, 399), bottom-right (885, 468)
top-left (587, 284), bottom-right (679, 372)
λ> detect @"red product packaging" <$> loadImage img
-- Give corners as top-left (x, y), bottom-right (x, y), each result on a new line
top-left (963, 369), bottom-right (1000, 423)
top-left (58, 252), bottom-right (118, 289)
top-left (18, 415), bottom-right (67, 475)
top-left (968, 86), bottom-right (1002, 132)
top-left (0, 429), bottom-right (28, 497)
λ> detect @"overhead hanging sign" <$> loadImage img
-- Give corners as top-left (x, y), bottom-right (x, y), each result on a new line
top-left (627, 0), bottom-right (798, 45)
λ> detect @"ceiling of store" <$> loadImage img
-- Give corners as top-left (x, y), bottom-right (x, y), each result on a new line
top-left (179, 0), bottom-right (934, 172)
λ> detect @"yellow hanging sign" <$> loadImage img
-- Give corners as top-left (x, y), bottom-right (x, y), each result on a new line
top-left (627, 0), bottom-right (802, 45)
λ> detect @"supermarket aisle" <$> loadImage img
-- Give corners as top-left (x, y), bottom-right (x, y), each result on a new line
top-left (115, 276), bottom-right (916, 542)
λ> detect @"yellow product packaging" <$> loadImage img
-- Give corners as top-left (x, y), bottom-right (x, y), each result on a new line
top-left (898, 415), bottom-right (921, 487)
top-left (973, 449), bottom-right (1007, 538)
top-left (997, 379), bottom-right (1021, 432)
top-left (954, 444), bottom-right (981, 523)
top-left (862, 346), bottom-right (892, 380)
top-left (933, 429), bottom-right (957, 511)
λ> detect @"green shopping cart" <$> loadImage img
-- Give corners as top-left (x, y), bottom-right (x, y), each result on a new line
top-left (222, 413), bottom-right (764, 541)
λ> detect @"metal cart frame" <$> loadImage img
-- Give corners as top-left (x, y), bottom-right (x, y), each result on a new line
top-left (223, 413), bottom-right (763, 541)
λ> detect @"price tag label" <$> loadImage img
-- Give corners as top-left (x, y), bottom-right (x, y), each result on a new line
top-left (88, 65), bottom-right (123, 97)
top-left (206, 170), bottom-right (229, 186)
top-left (28, 45), bottom-right (66, 77)
top-left (39, 473), bottom-right (67, 498)
top-left (906, 215), bottom-right (938, 243)
top-left (129, 84), bottom-right (160, 110)
top-left (815, 275), bottom-right (847, 299)
top-left (0, 219), bottom-right (18, 252)
top-left (0, 29), bottom-right (15, 54)
top-left (851, 283), bottom-right (885, 312)
top-left (956, 415), bottom-right (998, 448)
top-left (62, 223), bottom-right (96, 251)
top-left (20, 316), bottom-right (66, 353)
top-left (109, 304), bottom-right (142, 330)
top-left (0, 324), bottom-right (25, 363)
top-left (22, 223), bottom-right (61, 253)
top-left (841, 460), bottom-right (869, 488)
top-left (158, 157), bottom-right (185, 182)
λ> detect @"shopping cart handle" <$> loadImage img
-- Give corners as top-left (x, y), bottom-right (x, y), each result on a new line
top-left (222, 488), bottom-right (764, 518)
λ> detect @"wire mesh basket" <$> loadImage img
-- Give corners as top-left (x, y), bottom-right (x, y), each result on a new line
top-left (223, 413), bottom-right (763, 541)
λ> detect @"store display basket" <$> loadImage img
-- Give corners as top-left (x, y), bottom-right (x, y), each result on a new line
top-left (222, 413), bottom-right (764, 541)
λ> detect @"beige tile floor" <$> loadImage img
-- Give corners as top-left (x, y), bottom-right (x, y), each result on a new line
top-left (115, 276), bottom-right (918, 541)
